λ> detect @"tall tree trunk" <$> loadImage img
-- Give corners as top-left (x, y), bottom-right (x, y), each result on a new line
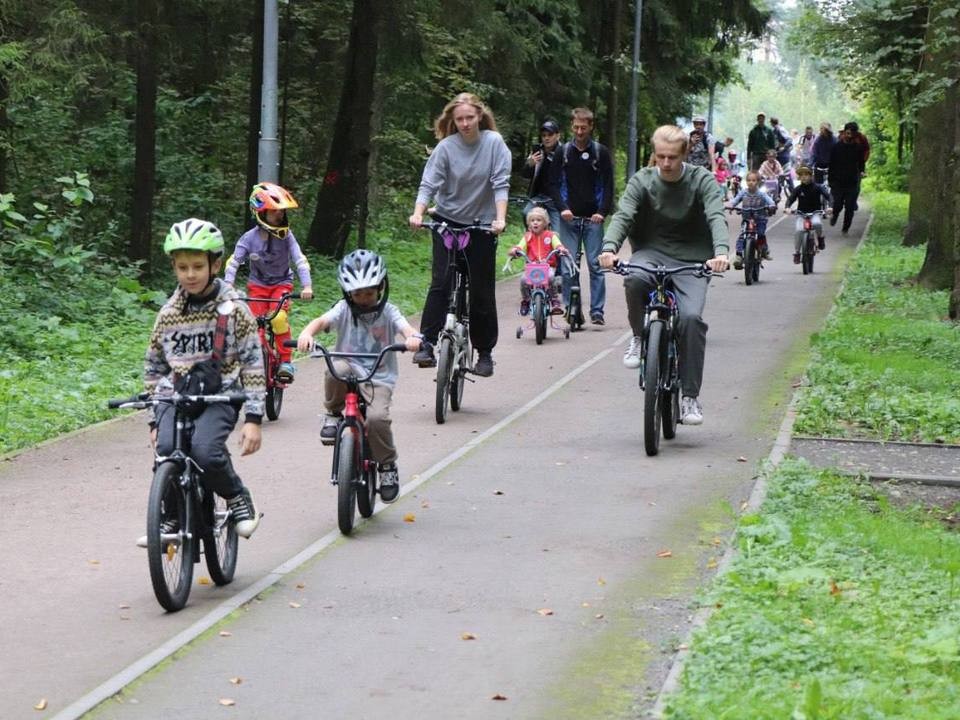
top-left (949, 86), bottom-right (960, 318)
top-left (0, 71), bottom-right (9, 193)
top-left (307, 0), bottom-right (378, 257)
top-left (600, 0), bottom-right (623, 153)
top-left (244, 0), bottom-right (264, 229)
top-left (129, 0), bottom-right (159, 274)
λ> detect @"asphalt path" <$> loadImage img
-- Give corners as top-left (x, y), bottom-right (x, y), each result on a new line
top-left (1, 206), bottom-right (866, 719)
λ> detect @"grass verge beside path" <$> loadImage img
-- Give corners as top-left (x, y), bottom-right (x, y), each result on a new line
top-left (663, 192), bottom-right (960, 717)
top-left (794, 192), bottom-right (960, 442)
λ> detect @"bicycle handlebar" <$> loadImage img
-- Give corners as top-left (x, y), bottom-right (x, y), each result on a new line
top-left (420, 219), bottom-right (493, 233)
top-left (611, 260), bottom-right (718, 279)
top-left (238, 292), bottom-right (302, 322)
top-left (107, 391), bottom-right (248, 410)
top-left (282, 340), bottom-right (407, 385)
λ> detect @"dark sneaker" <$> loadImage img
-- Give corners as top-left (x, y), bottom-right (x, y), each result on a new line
top-left (793, 252), bottom-right (801, 265)
top-left (762, 249), bottom-right (772, 260)
top-left (320, 413), bottom-right (340, 446)
top-left (378, 463), bottom-right (400, 503)
top-left (474, 351), bottom-right (495, 377)
top-left (550, 298), bottom-right (564, 315)
top-left (590, 313), bottom-right (605, 326)
top-left (519, 300), bottom-right (530, 316)
top-left (841, 228), bottom-right (849, 236)
top-left (227, 489), bottom-right (260, 539)
top-left (412, 344), bottom-right (436, 368)
top-left (136, 518), bottom-right (178, 549)
top-left (817, 236), bottom-right (826, 250)
top-left (733, 254), bottom-right (743, 270)
top-left (277, 362), bottom-right (295, 383)
top-left (829, 215), bottom-right (837, 227)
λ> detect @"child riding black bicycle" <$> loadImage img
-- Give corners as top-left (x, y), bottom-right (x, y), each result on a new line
top-left (296, 249), bottom-right (422, 503)
top-left (139, 218), bottom-right (264, 546)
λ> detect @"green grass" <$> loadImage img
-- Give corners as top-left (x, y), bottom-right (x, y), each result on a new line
top-left (664, 459), bottom-right (960, 719)
top-left (793, 191), bottom-right (960, 442)
top-left (1, 213), bottom-right (524, 456)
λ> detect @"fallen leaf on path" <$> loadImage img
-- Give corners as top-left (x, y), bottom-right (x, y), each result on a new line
top-left (648, 501), bottom-right (657, 506)
top-left (711, 537), bottom-right (722, 546)
top-left (740, 500), bottom-right (749, 512)
top-left (555, 461), bottom-right (566, 466)
top-left (678, 643), bottom-right (689, 650)
top-left (537, 608), bottom-right (554, 616)
top-left (296, 583), bottom-right (305, 590)
top-left (581, 602), bottom-right (591, 608)
top-left (118, 604), bottom-right (131, 609)
top-left (597, 577), bottom-right (606, 586)
top-left (737, 456), bottom-right (747, 463)
top-left (219, 698), bottom-right (236, 706)
top-left (493, 490), bottom-right (504, 495)
top-left (403, 513), bottom-right (416, 523)
top-left (491, 694), bottom-right (508, 701)
top-left (656, 550), bottom-right (673, 558)
top-left (830, 580), bottom-right (842, 596)
top-left (461, 632), bottom-right (477, 640)
top-left (289, 602), bottom-right (301, 609)
top-left (420, 500), bottom-right (431, 509)
top-left (88, 559), bottom-right (100, 565)
top-left (229, 677), bottom-right (242, 685)
top-left (707, 558), bottom-right (718, 569)
top-left (219, 631), bottom-right (232, 637)
top-left (34, 698), bottom-right (47, 711)
top-left (198, 576), bottom-right (211, 586)
top-left (802, 617), bottom-right (815, 627)
top-left (595, 613), bottom-right (605, 620)
top-left (791, 380), bottom-right (802, 388)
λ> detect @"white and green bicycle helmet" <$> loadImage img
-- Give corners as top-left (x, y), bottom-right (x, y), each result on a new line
top-left (163, 218), bottom-right (225, 257)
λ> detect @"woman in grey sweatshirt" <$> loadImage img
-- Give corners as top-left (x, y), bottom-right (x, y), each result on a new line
top-left (408, 92), bottom-right (511, 377)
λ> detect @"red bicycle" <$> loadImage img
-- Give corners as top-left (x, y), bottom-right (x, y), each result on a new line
top-left (286, 340), bottom-right (407, 535)
top-left (240, 291), bottom-right (300, 421)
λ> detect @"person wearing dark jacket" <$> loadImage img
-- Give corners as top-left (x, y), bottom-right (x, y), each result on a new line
top-left (810, 123), bottom-right (836, 184)
top-left (828, 127), bottom-right (866, 234)
top-left (520, 119), bottom-right (562, 230)
top-left (549, 107), bottom-right (615, 325)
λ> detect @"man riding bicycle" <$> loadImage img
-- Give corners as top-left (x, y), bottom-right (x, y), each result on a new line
top-left (598, 125), bottom-right (730, 426)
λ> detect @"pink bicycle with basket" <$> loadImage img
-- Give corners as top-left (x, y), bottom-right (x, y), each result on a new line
top-left (504, 247), bottom-right (573, 344)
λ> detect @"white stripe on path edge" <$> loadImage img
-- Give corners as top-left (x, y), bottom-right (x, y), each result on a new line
top-left (51, 331), bottom-right (631, 720)
top-left (648, 211), bottom-right (875, 718)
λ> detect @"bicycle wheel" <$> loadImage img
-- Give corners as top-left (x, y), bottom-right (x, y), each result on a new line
top-left (533, 295), bottom-right (546, 345)
top-left (337, 427), bottom-right (360, 535)
top-left (802, 234), bottom-right (814, 275)
top-left (662, 340), bottom-right (680, 440)
top-left (147, 462), bottom-right (194, 612)
top-left (643, 320), bottom-right (664, 456)
top-left (434, 336), bottom-right (453, 424)
top-left (202, 492), bottom-right (238, 586)
top-left (450, 344), bottom-right (466, 412)
top-left (751, 248), bottom-right (761, 283)
top-left (743, 236), bottom-right (756, 286)
top-left (265, 385), bottom-right (283, 421)
top-left (357, 436), bottom-right (377, 518)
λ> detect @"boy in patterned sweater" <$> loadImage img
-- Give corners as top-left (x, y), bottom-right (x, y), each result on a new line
top-left (139, 219), bottom-right (265, 546)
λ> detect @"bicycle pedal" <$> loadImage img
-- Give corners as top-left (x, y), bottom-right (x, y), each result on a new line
top-left (320, 437), bottom-right (336, 447)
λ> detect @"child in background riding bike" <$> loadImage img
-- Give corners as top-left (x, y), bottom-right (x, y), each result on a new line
top-left (296, 250), bottom-right (422, 504)
top-left (225, 182), bottom-right (313, 383)
top-left (758, 149), bottom-right (783, 196)
top-left (141, 219), bottom-right (264, 545)
top-left (726, 170), bottom-right (776, 269)
top-left (785, 165), bottom-right (831, 262)
top-left (508, 206), bottom-right (569, 315)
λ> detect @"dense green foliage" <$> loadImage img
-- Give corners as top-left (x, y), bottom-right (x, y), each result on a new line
top-left (795, 192), bottom-right (960, 441)
top-left (665, 459), bottom-right (960, 718)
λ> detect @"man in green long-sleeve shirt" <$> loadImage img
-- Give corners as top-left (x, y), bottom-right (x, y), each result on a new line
top-left (599, 125), bottom-right (729, 426)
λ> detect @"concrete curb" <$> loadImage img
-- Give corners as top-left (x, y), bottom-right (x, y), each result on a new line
top-left (648, 210), bottom-right (875, 718)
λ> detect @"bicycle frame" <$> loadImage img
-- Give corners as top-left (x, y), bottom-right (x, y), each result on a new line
top-left (240, 292), bottom-right (300, 386)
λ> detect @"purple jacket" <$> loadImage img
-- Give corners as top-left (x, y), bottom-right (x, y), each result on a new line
top-left (224, 227), bottom-right (312, 288)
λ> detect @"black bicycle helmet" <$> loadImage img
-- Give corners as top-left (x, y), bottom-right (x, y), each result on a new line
top-left (338, 249), bottom-right (389, 320)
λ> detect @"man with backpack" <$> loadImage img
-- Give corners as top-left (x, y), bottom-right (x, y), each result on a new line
top-left (549, 107), bottom-right (615, 325)
top-left (686, 116), bottom-right (716, 172)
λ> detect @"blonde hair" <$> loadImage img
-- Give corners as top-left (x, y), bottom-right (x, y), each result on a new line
top-left (650, 125), bottom-right (688, 154)
top-left (433, 93), bottom-right (498, 140)
top-left (526, 206), bottom-right (550, 228)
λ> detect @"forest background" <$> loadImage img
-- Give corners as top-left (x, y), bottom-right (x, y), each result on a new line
top-left (0, 0), bottom-right (957, 454)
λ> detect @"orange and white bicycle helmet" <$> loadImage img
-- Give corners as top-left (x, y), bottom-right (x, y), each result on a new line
top-left (249, 182), bottom-right (299, 239)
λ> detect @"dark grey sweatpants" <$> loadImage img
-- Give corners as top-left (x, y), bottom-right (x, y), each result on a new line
top-left (622, 249), bottom-right (711, 398)
top-left (154, 402), bottom-right (245, 498)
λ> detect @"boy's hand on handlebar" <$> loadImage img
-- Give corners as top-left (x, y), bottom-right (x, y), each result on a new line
top-left (404, 335), bottom-right (422, 352)
top-left (296, 332), bottom-right (314, 353)
top-left (598, 251), bottom-right (618, 270)
top-left (239, 422), bottom-right (262, 456)
top-left (706, 254), bottom-right (730, 273)
top-left (300, 287), bottom-right (313, 300)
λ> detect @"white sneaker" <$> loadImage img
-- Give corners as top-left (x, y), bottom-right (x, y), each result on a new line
top-left (680, 396), bottom-right (703, 425)
top-left (622, 336), bottom-right (642, 369)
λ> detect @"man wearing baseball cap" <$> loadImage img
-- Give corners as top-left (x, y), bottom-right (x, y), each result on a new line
top-left (521, 118), bottom-right (563, 229)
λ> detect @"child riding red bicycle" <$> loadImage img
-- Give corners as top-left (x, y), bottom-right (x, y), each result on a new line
top-left (225, 182), bottom-right (313, 383)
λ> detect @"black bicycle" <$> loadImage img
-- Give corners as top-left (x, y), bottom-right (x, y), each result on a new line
top-left (796, 211), bottom-right (819, 275)
top-left (286, 340), bottom-right (407, 534)
top-left (731, 208), bottom-right (767, 286)
top-left (563, 216), bottom-right (592, 331)
top-left (239, 292), bottom-right (300, 421)
top-left (107, 391), bottom-right (248, 611)
top-left (421, 219), bottom-right (492, 425)
top-left (612, 261), bottom-right (717, 456)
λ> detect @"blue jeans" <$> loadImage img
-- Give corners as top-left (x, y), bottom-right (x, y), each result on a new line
top-left (557, 216), bottom-right (606, 316)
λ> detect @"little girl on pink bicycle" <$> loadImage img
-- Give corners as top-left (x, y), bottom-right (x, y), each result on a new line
top-left (507, 207), bottom-right (569, 315)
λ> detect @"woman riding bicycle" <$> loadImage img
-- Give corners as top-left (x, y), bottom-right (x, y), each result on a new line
top-left (598, 125), bottom-right (730, 426)
top-left (408, 92), bottom-right (511, 378)
top-left (225, 182), bottom-right (313, 383)
top-left (296, 250), bottom-right (422, 503)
